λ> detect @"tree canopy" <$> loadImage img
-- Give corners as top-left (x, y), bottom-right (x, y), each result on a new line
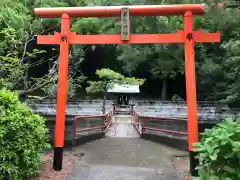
top-left (86, 68), bottom-right (144, 112)
top-left (0, 0), bottom-right (239, 106)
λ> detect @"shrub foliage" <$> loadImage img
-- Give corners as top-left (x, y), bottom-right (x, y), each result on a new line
top-left (0, 89), bottom-right (49, 180)
top-left (194, 119), bottom-right (240, 180)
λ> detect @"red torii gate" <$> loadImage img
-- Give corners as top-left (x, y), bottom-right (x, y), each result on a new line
top-left (34, 4), bottom-right (220, 175)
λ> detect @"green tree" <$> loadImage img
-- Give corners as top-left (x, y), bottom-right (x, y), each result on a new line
top-left (1, 0), bottom-right (240, 104)
top-left (86, 68), bottom-right (144, 113)
top-left (117, 14), bottom-right (185, 100)
top-left (0, 0), bottom-right (59, 94)
top-left (196, 0), bottom-right (240, 105)
top-left (193, 119), bottom-right (240, 180)
top-left (0, 0), bottom-right (86, 98)
top-left (0, 88), bottom-right (49, 180)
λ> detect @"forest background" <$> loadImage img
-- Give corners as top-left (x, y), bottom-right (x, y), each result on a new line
top-left (0, 0), bottom-right (239, 107)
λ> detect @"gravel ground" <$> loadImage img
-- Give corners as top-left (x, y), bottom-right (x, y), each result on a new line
top-left (31, 151), bottom-right (81, 180)
top-left (172, 156), bottom-right (193, 180)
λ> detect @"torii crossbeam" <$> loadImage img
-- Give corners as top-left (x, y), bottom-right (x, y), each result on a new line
top-left (38, 30), bottom-right (219, 44)
top-left (33, 4), bottom-right (220, 176)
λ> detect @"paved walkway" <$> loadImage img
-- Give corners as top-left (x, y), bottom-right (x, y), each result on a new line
top-left (105, 115), bottom-right (140, 138)
top-left (65, 115), bottom-right (186, 180)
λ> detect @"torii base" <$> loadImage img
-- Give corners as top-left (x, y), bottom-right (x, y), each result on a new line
top-left (189, 151), bottom-right (199, 176)
top-left (53, 147), bottom-right (64, 171)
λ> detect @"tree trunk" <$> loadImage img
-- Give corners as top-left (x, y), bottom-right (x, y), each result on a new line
top-left (161, 79), bottom-right (167, 101)
top-left (18, 80), bottom-right (52, 97)
top-left (102, 86), bottom-right (107, 114)
top-left (19, 61), bottom-right (58, 97)
top-left (102, 92), bottom-right (106, 114)
top-left (23, 69), bottom-right (28, 91)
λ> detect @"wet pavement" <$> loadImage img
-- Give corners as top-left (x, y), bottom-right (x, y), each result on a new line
top-left (65, 115), bottom-right (186, 180)
top-left (105, 115), bottom-right (140, 138)
top-left (65, 164), bottom-right (179, 180)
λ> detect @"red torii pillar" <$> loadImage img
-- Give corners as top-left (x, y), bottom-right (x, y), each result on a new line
top-left (34, 4), bottom-right (220, 175)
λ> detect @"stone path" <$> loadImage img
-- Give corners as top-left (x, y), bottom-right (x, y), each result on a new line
top-left (65, 115), bottom-right (186, 180)
top-left (65, 164), bottom-right (179, 180)
top-left (105, 115), bottom-right (140, 138)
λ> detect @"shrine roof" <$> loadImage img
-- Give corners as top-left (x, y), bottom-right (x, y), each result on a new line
top-left (107, 83), bottom-right (140, 93)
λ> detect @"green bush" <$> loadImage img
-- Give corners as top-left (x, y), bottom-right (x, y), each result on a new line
top-left (193, 119), bottom-right (240, 180)
top-left (0, 89), bottom-right (49, 180)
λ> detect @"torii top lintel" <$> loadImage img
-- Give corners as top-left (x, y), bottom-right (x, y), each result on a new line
top-left (34, 4), bottom-right (208, 18)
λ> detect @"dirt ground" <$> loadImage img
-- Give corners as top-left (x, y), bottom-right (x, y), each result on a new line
top-left (172, 155), bottom-right (193, 180)
top-left (32, 151), bottom-right (81, 180)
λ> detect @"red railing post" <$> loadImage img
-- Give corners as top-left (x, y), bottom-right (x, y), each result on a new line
top-left (73, 110), bottom-right (113, 135)
top-left (135, 114), bottom-right (188, 135)
top-left (131, 110), bottom-right (142, 135)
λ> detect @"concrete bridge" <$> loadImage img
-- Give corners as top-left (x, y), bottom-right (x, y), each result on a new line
top-left (65, 113), bottom-right (188, 180)
top-left (38, 106), bottom-right (208, 180)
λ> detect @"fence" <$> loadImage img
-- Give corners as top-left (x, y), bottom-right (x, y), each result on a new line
top-left (134, 102), bottom-right (240, 121)
top-left (41, 114), bottom-right (75, 147)
top-left (27, 100), bottom-right (113, 116)
top-left (41, 110), bottom-right (113, 147)
top-left (132, 110), bottom-right (220, 139)
top-left (27, 99), bottom-right (240, 120)
top-left (73, 110), bottom-right (113, 144)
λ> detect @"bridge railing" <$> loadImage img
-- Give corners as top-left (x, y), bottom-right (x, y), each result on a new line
top-left (132, 109), bottom-right (223, 139)
top-left (73, 110), bottom-right (113, 142)
top-left (132, 110), bottom-right (188, 137)
top-left (141, 115), bottom-right (188, 137)
top-left (132, 110), bottom-right (143, 134)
